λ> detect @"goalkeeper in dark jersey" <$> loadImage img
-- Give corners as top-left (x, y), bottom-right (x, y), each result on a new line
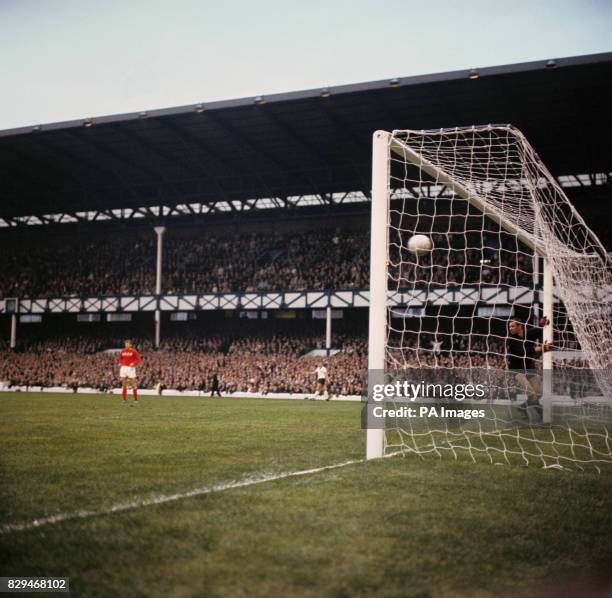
top-left (506, 316), bottom-right (552, 418)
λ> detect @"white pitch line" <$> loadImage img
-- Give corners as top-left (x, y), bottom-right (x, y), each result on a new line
top-left (0, 458), bottom-right (363, 535)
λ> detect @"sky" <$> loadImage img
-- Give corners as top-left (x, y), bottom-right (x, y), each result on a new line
top-left (0, 0), bottom-right (611, 130)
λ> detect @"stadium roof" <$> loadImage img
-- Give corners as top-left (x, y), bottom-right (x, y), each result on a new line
top-left (0, 52), bottom-right (611, 225)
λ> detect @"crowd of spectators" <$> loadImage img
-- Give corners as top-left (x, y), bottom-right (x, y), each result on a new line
top-left (388, 334), bottom-right (508, 369)
top-left (0, 228), bottom-right (369, 299)
top-left (0, 350), bottom-right (368, 396)
top-left (15, 333), bottom-right (228, 356)
top-left (0, 332), bottom-right (368, 396)
top-left (1, 213), bottom-right (599, 394)
top-left (0, 216), bottom-right (570, 300)
top-left (0, 327), bottom-right (544, 395)
top-left (163, 231), bottom-right (370, 294)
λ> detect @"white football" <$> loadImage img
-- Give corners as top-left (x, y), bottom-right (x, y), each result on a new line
top-left (407, 234), bottom-right (432, 256)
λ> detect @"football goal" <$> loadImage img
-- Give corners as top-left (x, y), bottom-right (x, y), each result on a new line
top-left (366, 126), bottom-right (612, 472)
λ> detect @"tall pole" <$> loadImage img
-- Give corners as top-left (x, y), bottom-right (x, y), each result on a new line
top-left (325, 305), bottom-right (332, 356)
top-left (154, 226), bottom-right (166, 348)
top-left (10, 314), bottom-right (17, 349)
top-left (532, 253), bottom-right (540, 325)
top-left (542, 258), bottom-right (554, 424)
top-left (366, 131), bottom-right (390, 460)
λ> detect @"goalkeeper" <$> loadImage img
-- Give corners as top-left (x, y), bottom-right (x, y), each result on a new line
top-left (506, 316), bottom-right (552, 416)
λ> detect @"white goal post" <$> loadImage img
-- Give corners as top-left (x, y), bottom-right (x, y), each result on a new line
top-left (366, 131), bottom-right (389, 459)
top-left (366, 126), bottom-right (612, 470)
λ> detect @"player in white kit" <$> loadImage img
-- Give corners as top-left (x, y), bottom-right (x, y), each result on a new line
top-left (313, 363), bottom-right (330, 400)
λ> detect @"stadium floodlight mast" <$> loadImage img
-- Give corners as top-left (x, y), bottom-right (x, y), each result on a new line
top-left (366, 126), bottom-right (612, 469)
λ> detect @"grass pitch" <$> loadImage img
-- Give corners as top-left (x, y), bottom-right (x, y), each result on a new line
top-left (1, 393), bottom-right (611, 597)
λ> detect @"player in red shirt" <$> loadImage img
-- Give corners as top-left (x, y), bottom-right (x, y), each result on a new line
top-left (119, 339), bottom-right (142, 404)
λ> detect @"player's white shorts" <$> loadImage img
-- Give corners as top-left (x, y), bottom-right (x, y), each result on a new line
top-left (120, 366), bottom-right (137, 379)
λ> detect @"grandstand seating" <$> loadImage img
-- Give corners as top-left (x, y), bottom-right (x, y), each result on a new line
top-left (0, 212), bottom-right (583, 299)
top-left (0, 211), bottom-right (609, 395)
top-left (0, 331), bottom-right (367, 395)
top-left (0, 226), bottom-right (369, 298)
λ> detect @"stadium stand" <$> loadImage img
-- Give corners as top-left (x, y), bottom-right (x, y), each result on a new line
top-left (0, 210), bottom-right (608, 393)
top-left (0, 53), bottom-right (610, 397)
top-left (1, 213), bottom-right (579, 299)
top-left (0, 225), bottom-right (370, 298)
top-left (0, 329), bottom-right (367, 395)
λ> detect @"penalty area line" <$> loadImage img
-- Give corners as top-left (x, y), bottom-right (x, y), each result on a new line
top-left (0, 458), bottom-right (364, 535)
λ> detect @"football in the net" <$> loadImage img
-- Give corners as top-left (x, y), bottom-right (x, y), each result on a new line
top-left (407, 234), bottom-right (432, 256)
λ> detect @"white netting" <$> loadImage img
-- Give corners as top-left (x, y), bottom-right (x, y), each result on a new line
top-left (382, 125), bottom-right (612, 472)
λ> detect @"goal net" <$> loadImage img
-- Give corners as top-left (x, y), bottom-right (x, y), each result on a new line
top-left (366, 125), bottom-right (612, 472)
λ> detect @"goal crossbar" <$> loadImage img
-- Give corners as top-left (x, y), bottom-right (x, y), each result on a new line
top-left (389, 133), bottom-right (543, 255)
